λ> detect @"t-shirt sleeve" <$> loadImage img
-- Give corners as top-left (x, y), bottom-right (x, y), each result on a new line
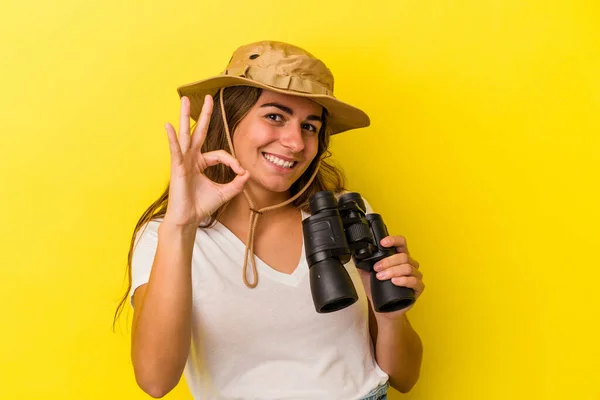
top-left (128, 219), bottom-right (162, 307)
top-left (361, 196), bottom-right (375, 215)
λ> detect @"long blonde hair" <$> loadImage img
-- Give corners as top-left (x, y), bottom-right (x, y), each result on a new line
top-left (113, 86), bottom-right (347, 329)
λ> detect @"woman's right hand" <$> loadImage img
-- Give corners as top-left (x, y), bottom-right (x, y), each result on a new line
top-left (163, 95), bottom-right (250, 227)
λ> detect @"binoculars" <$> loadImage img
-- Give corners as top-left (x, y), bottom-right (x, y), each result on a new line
top-left (302, 191), bottom-right (415, 313)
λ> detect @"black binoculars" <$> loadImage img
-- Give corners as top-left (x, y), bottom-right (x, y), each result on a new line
top-left (302, 191), bottom-right (415, 313)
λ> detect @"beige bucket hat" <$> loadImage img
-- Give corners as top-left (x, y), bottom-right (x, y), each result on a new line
top-left (177, 40), bottom-right (370, 134)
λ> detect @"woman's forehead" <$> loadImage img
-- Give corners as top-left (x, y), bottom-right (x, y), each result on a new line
top-left (257, 90), bottom-right (323, 115)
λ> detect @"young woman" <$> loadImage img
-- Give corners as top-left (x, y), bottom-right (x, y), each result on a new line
top-left (114, 41), bottom-right (425, 400)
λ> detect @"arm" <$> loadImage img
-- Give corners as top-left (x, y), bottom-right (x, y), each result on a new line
top-left (131, 222), bottom-right (197, 398)
top-left (368, 307), bottom-right (423, 393)
top-left (363, 233), bottom-right (425, 393)
top-left (129, 93), bottom-right (249, 398)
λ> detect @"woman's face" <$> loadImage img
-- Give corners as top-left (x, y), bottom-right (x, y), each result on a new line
top-left (233, 90), bottom-right (323, 193)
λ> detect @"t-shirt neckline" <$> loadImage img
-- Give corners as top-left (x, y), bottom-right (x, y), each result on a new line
top-left (211, 209), bottom-right (310, 287)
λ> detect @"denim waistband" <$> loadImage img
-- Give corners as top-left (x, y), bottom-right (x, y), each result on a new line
top-left (357, 381), bottom-right (389, 400)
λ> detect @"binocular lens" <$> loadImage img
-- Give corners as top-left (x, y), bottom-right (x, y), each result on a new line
top-left (309, 258), bottom-right (358, 313)
top-left (370, 273), bottom-right (415, 312)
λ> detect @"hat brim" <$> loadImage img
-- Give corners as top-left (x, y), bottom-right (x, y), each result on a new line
top-left (176, 75), bottom-right (370, 135)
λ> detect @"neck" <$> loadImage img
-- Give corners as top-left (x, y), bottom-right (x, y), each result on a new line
top-left (221, 184), bottom-right (297, 224)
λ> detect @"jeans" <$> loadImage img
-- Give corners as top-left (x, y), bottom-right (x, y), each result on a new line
top-left (357, 381), bottom-right (389, 400)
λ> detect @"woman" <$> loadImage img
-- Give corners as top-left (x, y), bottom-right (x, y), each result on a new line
top-left (114, 41), bottom-right (425, 399)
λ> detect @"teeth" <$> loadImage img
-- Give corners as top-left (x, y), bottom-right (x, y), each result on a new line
top-left (263, 153), bottom-right (295, 168)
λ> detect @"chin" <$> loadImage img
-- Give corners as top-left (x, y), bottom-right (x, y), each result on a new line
top-left (246, 173), bottom-right (297, 194)
top-left (258, 179), bottom-right (295, 193)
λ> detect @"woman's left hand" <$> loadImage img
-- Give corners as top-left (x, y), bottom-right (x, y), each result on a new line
top-left (357, 235), bottom-right (425, 320)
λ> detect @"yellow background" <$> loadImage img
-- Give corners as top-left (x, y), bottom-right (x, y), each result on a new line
top-left (1, 0), bottom-right (598, 399)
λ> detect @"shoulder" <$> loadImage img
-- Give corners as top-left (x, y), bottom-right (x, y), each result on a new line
top-left (133, 217), bottom-right (164, 246)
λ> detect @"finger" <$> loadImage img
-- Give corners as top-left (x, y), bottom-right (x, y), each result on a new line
top-left (375, 264), bottom-right (422, 281)
top-left (389, 275), bottom-right (420, 287)
top-left (179, 96), bottom-right (191, 153)
top-left (164, 123), bottom-right (183, 165)
top-left (373, 253), bottom-right (419, 271)
top-left (381, 235), bottom-right (408, 253)
top-left (202, 150), bottom-right (246, 174)
top-left (411, 256), bottom-right (420, 269)
top-left (190, 95), bottom-right (213, 150)
top-left (391, 275), bottom-right (424, 294)
top-left (373, 253), bottom-right (409, 271)
top-left (217, 169), bottom-right (251, 202)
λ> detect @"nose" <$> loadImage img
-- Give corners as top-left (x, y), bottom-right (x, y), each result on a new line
top-left (279, 124), bottom-right (305, 153)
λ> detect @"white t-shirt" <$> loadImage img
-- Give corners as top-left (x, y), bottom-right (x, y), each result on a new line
top-left (129, 196), bottom-right (389, 400)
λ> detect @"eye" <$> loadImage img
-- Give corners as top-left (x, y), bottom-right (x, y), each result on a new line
top-left (302, 123), bottom-right (318, 133)
top-left (265, 113), bottom-right (284, 123)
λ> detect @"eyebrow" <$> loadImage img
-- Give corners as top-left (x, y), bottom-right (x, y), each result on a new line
top-left (260, 102), bottom-right (323, 123)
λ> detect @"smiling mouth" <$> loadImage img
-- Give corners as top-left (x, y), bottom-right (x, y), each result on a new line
top-left (262, 152), bottom-right (298, 169)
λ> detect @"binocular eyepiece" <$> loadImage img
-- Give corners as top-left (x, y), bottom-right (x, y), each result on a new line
top-left (302, 191), bottom-right (415, 313)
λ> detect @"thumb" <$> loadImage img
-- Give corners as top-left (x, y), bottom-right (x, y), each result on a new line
top-left (218, 170), bottom-right (251, 203)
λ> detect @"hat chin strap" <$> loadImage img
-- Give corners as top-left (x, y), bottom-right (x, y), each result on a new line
top-left (218, 88), bottom-right (321, 288)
